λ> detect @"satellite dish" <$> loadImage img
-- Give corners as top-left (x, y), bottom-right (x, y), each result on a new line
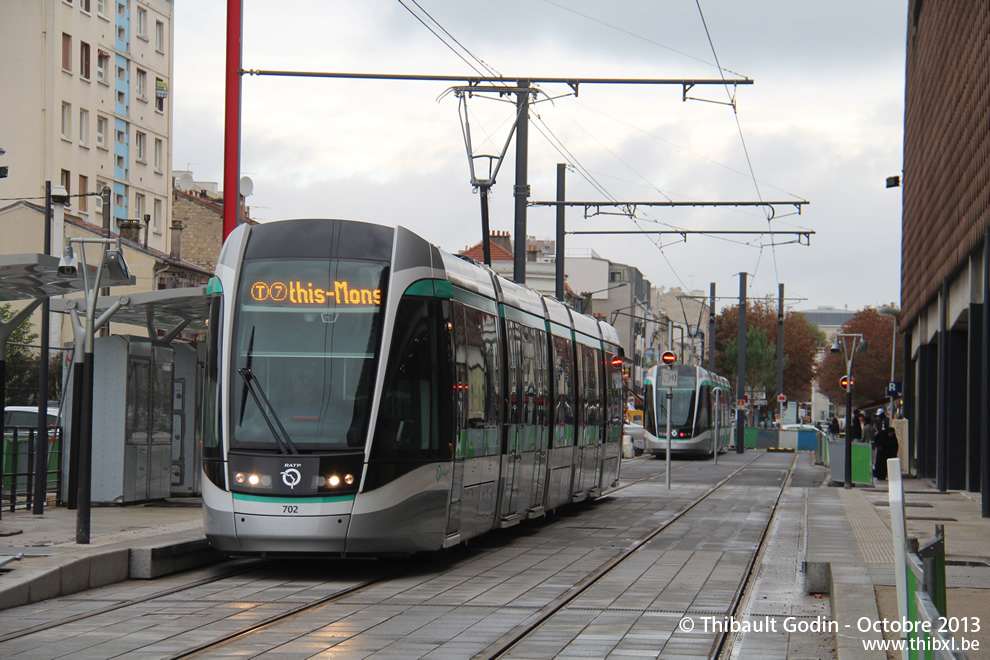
top-left (239, 176), bottom-right (254, 197)
top-left (175, 173), bottom-right (194, 191)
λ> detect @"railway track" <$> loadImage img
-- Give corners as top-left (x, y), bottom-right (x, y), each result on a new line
top-left (0, 451), bottom-right (798, 659)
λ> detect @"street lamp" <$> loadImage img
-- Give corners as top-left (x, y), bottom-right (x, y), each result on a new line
top-left (879, 306), bottom-right (899, 420)
top-left (832, 333), bottom-right (867, 488)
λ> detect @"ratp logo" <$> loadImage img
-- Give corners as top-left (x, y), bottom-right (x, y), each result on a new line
top-left (280, 468), bottom-right (301, 489)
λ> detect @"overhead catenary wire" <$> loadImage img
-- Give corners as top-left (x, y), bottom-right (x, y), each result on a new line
top-left (695, 0), bottom-right (780, 288)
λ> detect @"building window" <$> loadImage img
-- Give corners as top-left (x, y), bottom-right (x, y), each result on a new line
top-left (154, 138), bottom-right (163, 171)
top-left (117, 1), bottom-right (124, 17)
top-left (137, 7), bottom-right (147, 38)
top-left (60, 170), bottom-right (71, 194)
top-left (117, 90), bottom-right (126, 106)
top-left (153, 198), bottom-right (162, 233)
top-left (135, 131), bottom-right (146, 162)
top-left (155, 21), bottom-right (164, 52)
top-left (80, 0), bottom-right (90, 13)
top-left (79, 108), bottom-right (89, 146)
top-left (116, 155), bottom-right (126, 170)
top-left (80, 42), bottom-right (90, 80)
top-left (97, 0), bottom-right (106, 17)
top-left (134, 193), bottom-right (144, 223)
top-left (95, 179), bottom-right (107, 213)
top-left (96, 115), bottom-right (107, 148)
top-left (136, 68), bottom-right (147, 100)
top-left (78, 175), bottom-right (89, 212)
top-left (97, 51), bottom-right (109, 82)
top-left (62, 33), bottom-right (72, 72)
top-left (155, 77), bottom-right (165, 112)
top-left (116, 128), bottom-right (126, 145)
top-left (61, 102), bottom-right (71, 139)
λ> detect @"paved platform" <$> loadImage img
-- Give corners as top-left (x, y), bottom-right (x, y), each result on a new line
top-left (0, 454), bottom-right (987, 659)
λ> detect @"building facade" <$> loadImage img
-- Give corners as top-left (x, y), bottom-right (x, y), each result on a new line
top-left (900, 1), bottom-right (989, 498)
top-left (0, 0), bottom-right (174, 252)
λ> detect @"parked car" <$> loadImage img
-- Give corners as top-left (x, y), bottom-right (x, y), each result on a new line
top-left (4, 406), bottom-right (59, 428)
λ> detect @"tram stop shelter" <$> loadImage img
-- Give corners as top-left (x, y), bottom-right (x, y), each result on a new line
top-left (49, 287), bottom-right (210, 503)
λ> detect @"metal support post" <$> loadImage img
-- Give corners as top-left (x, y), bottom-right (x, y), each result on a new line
top-left (555, 163), bottom-right (565, 300)
top-left (736, 273), bottom-right (746, 454)
top-left (512, 81), bottom-right (530, 284)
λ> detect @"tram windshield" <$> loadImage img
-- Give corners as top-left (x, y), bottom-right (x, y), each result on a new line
top-left (230, 258), bottom-right (388, 451)
top-left (656, 373), bottom-right (696, 429)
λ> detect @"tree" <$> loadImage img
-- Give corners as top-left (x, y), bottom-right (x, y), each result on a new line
top-left (714, 298), bottom-right (825, 403)
top-left (815, 307), bottom-right (902, 408)
top-left (724, 326), bottom-right (782, 396)
top-left (2, 303), bottom-right (40, 406)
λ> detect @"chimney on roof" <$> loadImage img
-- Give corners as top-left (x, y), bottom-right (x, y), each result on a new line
top-left (119, 219), bottom-right (142, 245)
top-left (491, 230), bottom-right (512, 254)
top-left (170, 221), bottom-right (184, 260)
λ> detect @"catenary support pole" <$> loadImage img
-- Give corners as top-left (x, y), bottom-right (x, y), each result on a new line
top-left (512, 81), bottom-right (530, 284)
top-left (708, 283), bottom-right (715, 373)
top-left (736, 273), bottom-right (746, 454)
top-left (777, 283), bottom-right (784, 426)
top-left (480, 185), bottom-right (491, 266)
top-left (33, 182), bottom-right (53, 514)
top-left (555, 163), bottom-right (566, 300)
top-left (222, 0), bottom-right (243, 240)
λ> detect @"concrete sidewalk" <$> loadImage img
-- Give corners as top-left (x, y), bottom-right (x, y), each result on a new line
top-left (0, 499), bottom-right (222, 611)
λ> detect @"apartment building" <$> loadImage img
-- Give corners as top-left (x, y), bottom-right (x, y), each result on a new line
top-left (0, 0), bottom-right (174, 252)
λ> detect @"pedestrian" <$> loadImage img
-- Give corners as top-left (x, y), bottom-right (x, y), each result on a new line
top-left (828, 416), bottom-right (840, 439)
top-left (873, 426), bottom-right (899, 480)
top-left (850, 413), bottom-right (862, 441)
top-left (861, 413), bottom-right (876, 446)
top-left (875, 408), bottom-right (889, 431)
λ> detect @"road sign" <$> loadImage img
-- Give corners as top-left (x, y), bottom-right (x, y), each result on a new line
top-left (660, 368), bottom-right (679, 388)
top-left (840, 375), bottom-right (854, 391)
top-left (661, 351), bottom-right (677, 365)
top-left (736, 399), bottom-right (747, 409)
top-left (777, 394), bottom-right (787, 403)
top-left (886, 381), bottom-right (903, 397)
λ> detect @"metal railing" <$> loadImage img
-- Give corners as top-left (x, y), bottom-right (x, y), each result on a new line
top-left (1, 425), bottom-right (63, 513)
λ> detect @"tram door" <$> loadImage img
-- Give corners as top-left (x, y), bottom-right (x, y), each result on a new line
top-left (500, 321), bottom-right (522, 525)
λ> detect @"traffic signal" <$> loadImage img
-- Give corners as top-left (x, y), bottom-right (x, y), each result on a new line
top-left (840, 375), bottom-right (854, 391)
top-left (661, 350), bottom-right (677, 365)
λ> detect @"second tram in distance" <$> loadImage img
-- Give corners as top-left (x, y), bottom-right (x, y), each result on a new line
top-left (200, 218), bottom-right (625, 556)
top-left (642, 364), bottom-right (732, 457)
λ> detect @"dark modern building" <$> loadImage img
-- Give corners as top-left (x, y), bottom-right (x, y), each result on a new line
top-left (900, 1), bottom-right (989, 505)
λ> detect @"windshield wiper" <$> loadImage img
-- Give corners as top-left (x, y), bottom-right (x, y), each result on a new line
top-left (237, 326), bottom-right (299, 455)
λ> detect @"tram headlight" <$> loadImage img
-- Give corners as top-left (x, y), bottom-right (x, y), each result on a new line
top-left (344, 473), bottom-right (354, 485)
top-left (234, 472), bottom-right (271, 488)
top-left (328, 475), bottom-right (340, 487)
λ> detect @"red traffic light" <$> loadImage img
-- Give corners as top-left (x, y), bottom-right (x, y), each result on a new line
top-left (661, 351), bottom-right (677, 365)
top-left (840, 375), bottom-right (854, 391)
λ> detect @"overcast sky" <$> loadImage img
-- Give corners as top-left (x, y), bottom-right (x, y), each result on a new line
top-left (173, 1), bottom-right (907, 313)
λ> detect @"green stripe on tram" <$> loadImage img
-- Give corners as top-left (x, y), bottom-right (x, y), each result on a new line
top-left (232, 493), bottom-right (356, 504)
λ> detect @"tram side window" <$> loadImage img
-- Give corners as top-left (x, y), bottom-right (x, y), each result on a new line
top-left (696, 385), bottom-right (711, 433)
top-left (505, 321), bottom-right (522, 426)
top-left (372, 298), bottom-right (448, 461)
top-left (552, 334), bottom-right (575, 427)
top-left (534, 328), bottom-right (549, 427)
top-left (644, 382), bottom-right (656, 435)
top-left (201, 294), bottom-right (224, 485)
top-left (576, 344), bottom-right (601, 428)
